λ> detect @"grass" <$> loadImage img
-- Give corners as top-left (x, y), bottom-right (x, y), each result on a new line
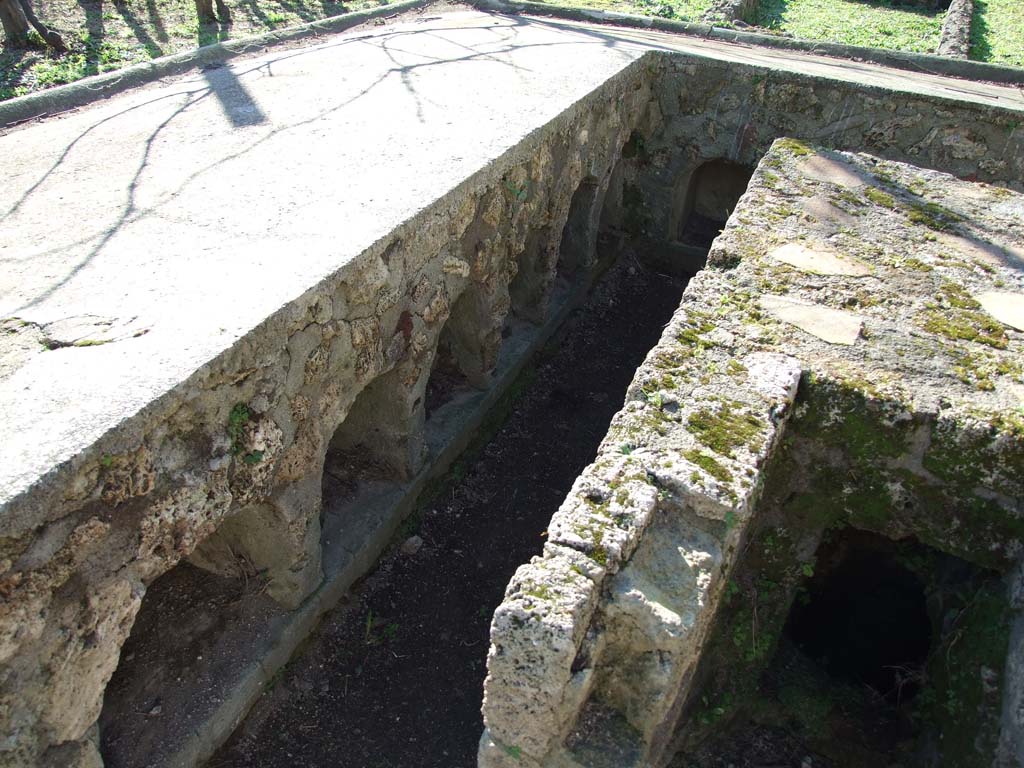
top-left (970, 0), bottom-right (1024, 67)
top-left (529, 0), bottom-right (712, 22)
top-left (753, 0), bottom-right (945, 53)
top-left (0, 0), bottom-right (389, 100)
top-left (2, 0), bottom-right (1017, 103)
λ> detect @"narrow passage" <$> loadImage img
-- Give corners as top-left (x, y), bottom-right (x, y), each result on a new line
top-left (209, 251), bottom-right (688, 768)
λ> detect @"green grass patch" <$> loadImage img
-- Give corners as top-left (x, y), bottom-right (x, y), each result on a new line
top-left (753, 0), bottom-right (945, 53)
top-left (0, 0), bottom-right (389, 100)
top-left (529, 0), bottom-right (711, 21)
top-left (970, 0), bottom-right (1024, 68)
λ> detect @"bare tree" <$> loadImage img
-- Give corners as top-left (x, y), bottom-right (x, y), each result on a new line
top-left (1, 0), bottom-right (66, 49)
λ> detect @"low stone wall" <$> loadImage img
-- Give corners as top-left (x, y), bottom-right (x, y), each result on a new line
top-left (5, 26), bottom-right (1024, 767)
top-left (635, 53), bottom-right (1024, 247)
top-left (701, 0), bottom-right (759, 25)
top-left (479, 139), bottom-right (1024, 766)
top-left (937, 0), bottom-right (974, 58)
top-left (0, 61), bottom-right (655, 767)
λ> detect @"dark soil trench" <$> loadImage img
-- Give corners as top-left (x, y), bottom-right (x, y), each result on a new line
top-left (206, 250), bottom-right (689, 767)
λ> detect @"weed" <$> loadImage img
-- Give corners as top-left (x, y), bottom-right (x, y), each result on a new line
top-left (504, 180), bottom-right (529, 203)
top-left (644, 389), bottom-right (664, 408)
top-left (242, 450), bottom-right (264, 465)
top-left (363, 611), bottom-right (398, 645)
top-left (227, 403), bottom-right (251, 455)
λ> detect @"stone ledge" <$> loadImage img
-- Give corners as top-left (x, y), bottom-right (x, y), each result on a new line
top-left (473, 0), bottom-right (1024, 84)
top-left (0, 30), bottom-right (655, 763)
top-left (937, 0), bottom-right (974, 58)
top-left (480, 138), bottom-right (1024, 766)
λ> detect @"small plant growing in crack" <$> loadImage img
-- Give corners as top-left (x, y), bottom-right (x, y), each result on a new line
top-left (504, 179), bottom-right (529, 204)
top-left (227, 403), bottom-right (265, 464)
top-left (643, 388), bottom-right (664, 408)
top-left (227, 403), bottom-right (251, 455)
top-left (363, 610), bottom-right (399, 645)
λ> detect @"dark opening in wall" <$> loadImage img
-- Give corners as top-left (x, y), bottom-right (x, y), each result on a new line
top-left (558, 178), bottom-right (601, 279)
top-left (323, 368), bottom-right (411, 515)
top-left (784, 530), bottom-right (932, 705)
top-left (319, 367), bottom-right (416, 576)
top-left (678, 525), bottom-right (1013, 768)
top-left (425, 290), bottom-right (483, 418)
top-left (425, 337), bottom-right (472, 418)
top-left (509, 225), bottom-right (551, 324)
top-left (677, 160), bottom-right (754, 249)
top-left (598, 159), bottom-right (625, 237)
top-left (99, 560), bottom-right (281, 768)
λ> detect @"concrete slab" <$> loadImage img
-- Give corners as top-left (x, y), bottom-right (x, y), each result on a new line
top-left (0, 9), bottom-right (650, 507)
top-left (3, 7), bottom-right (1023, 511)
top-left (535, 14), bottom-right (1024, 111)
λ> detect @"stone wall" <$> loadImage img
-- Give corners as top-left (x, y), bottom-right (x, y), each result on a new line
top-left (5, 40), bottom-right (1024, 768)
top-left (0, 62), bottom-right (655, 768)
top-left (633, 54), bottom-right (1024, 246)
top-left (479, 139), bottom-right (1024, 767)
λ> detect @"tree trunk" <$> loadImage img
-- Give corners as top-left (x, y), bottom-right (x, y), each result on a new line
top-left (0, 0), bottom-right (30, 46)
top-left (17, 0), bottom-right (66, 50)
top-left (1, 0), bottom-right (65, 49)
top-left (195, 0), bottom-right (216, 23)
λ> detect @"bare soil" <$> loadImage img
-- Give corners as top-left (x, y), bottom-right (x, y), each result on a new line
top-left (206, 249), bottom-right (687, 768)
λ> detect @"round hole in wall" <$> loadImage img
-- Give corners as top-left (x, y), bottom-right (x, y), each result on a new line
top-left (784, 532), bottom-right (932, 704)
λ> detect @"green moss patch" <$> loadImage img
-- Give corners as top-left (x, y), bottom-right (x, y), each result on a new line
top-left (864, 187), bottom-right (896, 209)
top-left (687, 400), bottom-right (764, 457)
top-left (684, 449), bottom-right (734, 483)
top-left (906, 200), bottom-right (963, 232)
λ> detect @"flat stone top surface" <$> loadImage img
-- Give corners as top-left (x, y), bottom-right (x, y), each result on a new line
top-left (701, 139), bottom-right (1024, 422)
top-left (1, 7), bottom-right (1022, 507)
top-left (0, 8), bottom-right (649, 506)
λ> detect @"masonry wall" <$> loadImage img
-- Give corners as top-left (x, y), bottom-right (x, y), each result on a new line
top-left (0, 63), bottom-right (655, 768)
top-left (5, 44), bottom-right (1024, 768)
top-left (479, 139), bottom-right (1024, 767)
top-left (631, 55), bottom-right (1024, 246)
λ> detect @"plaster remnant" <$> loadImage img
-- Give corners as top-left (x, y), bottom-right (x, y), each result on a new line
top-left (976, 292), bottom-right (1024, 332)
top-left (769, 243), bottom-right (871, 276)
top-left (760, 294), bottom-right (864, 345)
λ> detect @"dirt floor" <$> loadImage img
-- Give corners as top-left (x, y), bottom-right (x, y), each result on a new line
top-left (205, 248), bottom-right (688, 768)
